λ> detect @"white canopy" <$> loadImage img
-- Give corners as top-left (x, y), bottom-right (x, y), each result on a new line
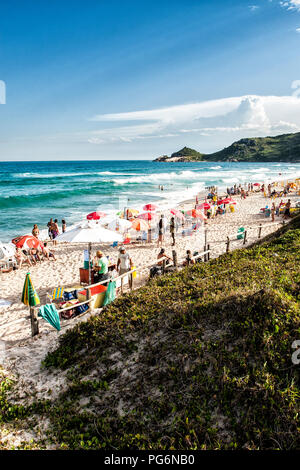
top-left (56, 222), bottom-right (123, 243)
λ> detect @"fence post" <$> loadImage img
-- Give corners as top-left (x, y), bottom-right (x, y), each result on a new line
top-left (162, 259), bottom-right (166, 274)
top-left (258, 224), bottom-right (262, 239)
top-left (207, 244), bottom-right (210, 261)
top-left (226, 237), bottom-right (230, 253)
top-left (130, 271), bottom-right (134, 291)
top-left (30, 307), bottom-right (39, 337)
top-left (243, 230), bottom-right (247, 245)
top-left (172, 250), bottom-right (178, 270)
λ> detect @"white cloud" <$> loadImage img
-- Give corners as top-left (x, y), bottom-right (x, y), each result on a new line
top-left (280, 1), bottom-right (300, 11)
top-left (296, 27), bottom-right (300, 31)
top-left (249, 5), bottom-right (260, 11)
top-left (88, 94), bottom-right (300, 144)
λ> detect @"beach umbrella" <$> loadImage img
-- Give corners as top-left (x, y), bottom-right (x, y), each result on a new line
top-left (143, 203), bottom-right (158, 212)
top-left (38, 304), bottom-right (61, 331)
top-left (56, 222), bottom-right (123, 284)
top-left (253, 183), bottom-right (260, 187)
top-left (107, 218), bottom-right (132, 232)
top-left (87, 211), bottom-right (107, 220)
top-left (186, 209), bottom-right (206, 219)
top-left (21, 273), bottom-right (40, 307)
top-left (12, 235), bottom-right (44, 251)
top-left (131, 219), bottom-right (149, 231)
top-left (137, 212), bottom-right (158, 221)
top-left (170, 209), bottom-right (185, 220)
top-left (198, 203), bottom-right (211, 210)
top-left (56, 222), bottom-right (123, 243)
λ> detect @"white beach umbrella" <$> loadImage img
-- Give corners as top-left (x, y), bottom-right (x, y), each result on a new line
top-left (56, 222), bottom-right (123, 243)
top-left (107, 218), bottom-right (132, 232)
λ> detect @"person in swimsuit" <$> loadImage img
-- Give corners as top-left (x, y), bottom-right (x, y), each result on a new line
top-left (32, 224), bottom-right (40, 238)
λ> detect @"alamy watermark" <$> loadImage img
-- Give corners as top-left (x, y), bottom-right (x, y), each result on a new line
top-left (291, 340), bottom-right (300, 365)
top-left (0, 80), bottom-right (6, 104)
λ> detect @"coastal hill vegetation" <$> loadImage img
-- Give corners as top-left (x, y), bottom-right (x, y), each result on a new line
top-left (0, 216), bottom-right (299, 450)
top-left (155, 131), bottom-right (300, 162)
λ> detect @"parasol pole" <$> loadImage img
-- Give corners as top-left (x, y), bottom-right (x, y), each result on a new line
top-left (88, 242), bottom-right (92, 285)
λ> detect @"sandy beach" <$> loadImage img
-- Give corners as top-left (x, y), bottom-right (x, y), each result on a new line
top-left (0, 180), bottom-right (299, 446)
top-left (1, 185), bottom-right (298, 345)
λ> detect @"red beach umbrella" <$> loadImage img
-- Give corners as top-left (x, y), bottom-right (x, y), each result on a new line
top-left (253, 183), bottom-right (260, 187)
top-left (87, 211), bottom-right (107, 220)
top-left (12, 235), bottom-right (44, 251)
top-left (143, 204), bottom-right (158, 212)
top-left (137, 212), bottom-right (158, 221)
top-left (198, 203), bottom-right (211, 210)
top-left (170, 209), bottom-right (185, 220)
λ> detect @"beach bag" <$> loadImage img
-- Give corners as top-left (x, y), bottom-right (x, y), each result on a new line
top-left (103, 281), bottom-right (116, 306)
top-left (75, 303), bottom-right (89, 315)
top-left (63, 289), bottom-right (76, 301)
top-left (150, 266), bottom-right (161, 278)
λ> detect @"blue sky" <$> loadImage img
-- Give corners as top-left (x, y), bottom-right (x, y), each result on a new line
top-left (0, 0), bottom-right (300, 160)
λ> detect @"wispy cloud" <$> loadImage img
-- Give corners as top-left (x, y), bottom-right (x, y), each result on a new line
top-left (87, 94), bottom-right (300, 144)
top-left (280, 1), bottom-right (300, 12)
top-left (249, 5), bottom-right (260, 11)
top-left (296, 27), bottom-right (300, 31)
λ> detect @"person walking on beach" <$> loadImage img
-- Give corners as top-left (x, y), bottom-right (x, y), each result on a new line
top-left (62, 219), bottom-right (66, 233)
top-left (170, 216), bottom-right (175, 246)
top-left (157, 215), bottom-right (165, 247)
top-left (117, 246), bottom-right (133, 288)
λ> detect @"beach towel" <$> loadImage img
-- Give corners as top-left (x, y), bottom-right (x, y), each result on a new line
top-left (103, 281), bottom-right (116, 306)
top-left (38, 303), bottom-right (61, 331)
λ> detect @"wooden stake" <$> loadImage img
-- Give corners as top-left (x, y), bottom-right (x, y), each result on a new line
top-left (30, 307), bottom-right (39, 337)
top-left (172, 250), bottom-right (178, 270)
top-left (226, 237), bottom-right (230, 253)
top-left (243, 230), bottom-right (247, 245)
top-left (258, 224), bottom-right (262, 239)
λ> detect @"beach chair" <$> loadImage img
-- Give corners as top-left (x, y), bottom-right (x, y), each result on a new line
top-left (47, 287), bottom-right (65, 303)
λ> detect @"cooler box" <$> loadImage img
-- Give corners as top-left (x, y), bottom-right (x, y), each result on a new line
top-left (77, 284), bottom-right (107, 310)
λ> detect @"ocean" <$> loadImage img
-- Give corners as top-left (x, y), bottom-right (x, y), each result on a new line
top-left (0, 160), bottom-right (299, 243)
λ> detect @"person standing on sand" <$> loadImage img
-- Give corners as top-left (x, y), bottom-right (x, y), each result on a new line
top-left (47, 218), bottom-right (53, 239)
top-left (271, 203), bottom-right (276, 222)
top-left (284, 199), bottom-right (291, 219)
top-left (170, 216), bottom-right (175, 246)
top-left (157, 215), bottom-right (165, 247)
top-left (32, 224), bottom-right (39, 238)
top-left (62, 219), bottom-right (66, 233)
top-left (51, 219), bottom-right (59, 245)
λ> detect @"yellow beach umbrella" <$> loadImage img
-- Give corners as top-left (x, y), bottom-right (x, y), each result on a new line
top-left (21, 273), bottom-right (40, 306)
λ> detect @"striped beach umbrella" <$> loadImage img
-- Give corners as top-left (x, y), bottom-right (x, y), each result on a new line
top-left (21, 273), bottom-right (40, 307)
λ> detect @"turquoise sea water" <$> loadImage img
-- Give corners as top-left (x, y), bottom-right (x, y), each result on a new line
top-left (0, 160), bottom-right (299, 242)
